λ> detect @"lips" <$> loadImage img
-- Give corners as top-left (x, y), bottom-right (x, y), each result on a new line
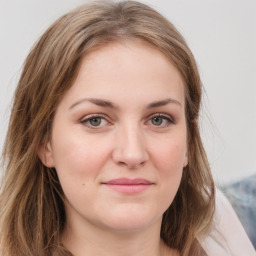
top-left (102, 178), bottom-right (154, 194)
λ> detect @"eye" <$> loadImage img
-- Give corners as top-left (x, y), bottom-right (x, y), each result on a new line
top-left (80, 114), bottom-right (109, 128)
top-left (147, 114), bottom-right (174, 127)
top-left (88, 117), bottom-right (103, 126)
top-left (151, 116), bottom-right (164, 126)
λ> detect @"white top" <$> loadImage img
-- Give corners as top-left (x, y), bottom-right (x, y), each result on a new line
top-left (199, 188), bottom-right (256, 256)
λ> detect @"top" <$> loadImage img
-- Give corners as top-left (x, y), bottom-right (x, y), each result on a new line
top-left (199, 188), bottom-right (255, 256)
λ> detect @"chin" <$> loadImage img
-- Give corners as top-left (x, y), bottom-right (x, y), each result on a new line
top-left (98, 207), bottom-right (162, 233)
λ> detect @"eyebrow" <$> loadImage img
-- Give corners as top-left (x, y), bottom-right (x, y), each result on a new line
top-left (69, 97), bottom-right (182, 110)
top-left (146, 98), bottom-right (182, 109)
top-left (69, 98), bottom-right (119, 110)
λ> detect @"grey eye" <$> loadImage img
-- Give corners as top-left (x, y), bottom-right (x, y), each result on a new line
top-left (151, 116), bottom-right (163, 126)
top-left (81, 115), bottom-right (109, 129)
top-left (89, 117), bottom-right (102, 126)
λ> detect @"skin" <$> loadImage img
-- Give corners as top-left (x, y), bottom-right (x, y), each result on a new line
top-left (39, 40), bottom-right (187, 256)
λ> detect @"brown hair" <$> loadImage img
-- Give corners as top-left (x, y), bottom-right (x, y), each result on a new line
top-left (0, 1), bottom-right (215, 255)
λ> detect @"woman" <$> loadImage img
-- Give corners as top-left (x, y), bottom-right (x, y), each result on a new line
top-left (0, 1), bottom-right (253, 256)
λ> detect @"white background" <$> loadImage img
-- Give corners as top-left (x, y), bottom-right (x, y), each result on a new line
top-left (0, 0), bottom-right (255, 185)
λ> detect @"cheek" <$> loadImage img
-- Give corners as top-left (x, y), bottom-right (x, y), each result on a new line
top-left (51, 132), bottom-right (111, 185)
top-left (150, 135), bottom-right (187, 173)
top-left (51, 137), bottom-right (112, 209)
top-left (149, 135), bottom-right (186, 204)
top-left (157, 144), bottom-right (185, 187)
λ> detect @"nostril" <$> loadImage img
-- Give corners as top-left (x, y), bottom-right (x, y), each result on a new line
top-left (115, 156), bottom-right (147, 170)
top-left (127, 161), bottom-right (146, 170)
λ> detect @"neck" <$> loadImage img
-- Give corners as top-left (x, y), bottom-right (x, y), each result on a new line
top-left (61, 214), bottom-right (177, 256)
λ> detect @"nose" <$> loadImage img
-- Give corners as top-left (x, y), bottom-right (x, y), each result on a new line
top-left (112, 124), bottom-right (149, 169)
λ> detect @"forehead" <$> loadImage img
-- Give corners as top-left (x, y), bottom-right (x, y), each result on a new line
top-left (60, 40), bottom-right (185, 109)
top-left (83, 39), bottom-right (182, 79)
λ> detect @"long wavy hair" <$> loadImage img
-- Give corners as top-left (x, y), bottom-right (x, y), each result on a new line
top-left (0, 1), bottom-right (215, 255)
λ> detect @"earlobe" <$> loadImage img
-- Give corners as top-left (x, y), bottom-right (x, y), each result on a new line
top-left (37, 141), bottom-right (55, 168)
top-left (183, 152), bottom-right (188, 168)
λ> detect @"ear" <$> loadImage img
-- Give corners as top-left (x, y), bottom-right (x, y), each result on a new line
top-left (37, 141), bottom-right (55, 168)
top-left (183, 151), bottom-right (188, 168)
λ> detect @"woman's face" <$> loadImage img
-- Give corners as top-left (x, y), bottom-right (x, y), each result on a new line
top-left (40, 40), bottom-right (188, 233)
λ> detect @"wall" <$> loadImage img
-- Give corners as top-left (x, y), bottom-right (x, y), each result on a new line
top-left (0, 0), bottom-right (255, 184)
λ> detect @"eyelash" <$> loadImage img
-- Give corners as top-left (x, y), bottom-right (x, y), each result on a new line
top-left (147, 113), bottom-right (174, 127)
top-left (80, 113), bottom-right (174, 129)
top-left (80, 114), bottom-right (110, 128)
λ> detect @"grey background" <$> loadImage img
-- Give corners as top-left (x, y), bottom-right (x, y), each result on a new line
top-left (0, 0), bottom-right (255, 185)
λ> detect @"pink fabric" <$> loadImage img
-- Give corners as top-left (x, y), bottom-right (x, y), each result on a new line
top-left (199, 188), bottom-right (255, 256)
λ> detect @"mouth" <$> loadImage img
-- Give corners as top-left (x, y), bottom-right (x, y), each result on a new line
top-left (101, 178), bottom-right (154, 194)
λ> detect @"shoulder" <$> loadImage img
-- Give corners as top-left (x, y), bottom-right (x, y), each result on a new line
top-left (198, 188), bottom-right (256, 256)
top-left (222, 174), bottom-right (256, 247)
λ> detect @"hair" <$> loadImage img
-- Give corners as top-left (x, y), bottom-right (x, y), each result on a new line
top-left (0, 1), bottom-right (215, 255)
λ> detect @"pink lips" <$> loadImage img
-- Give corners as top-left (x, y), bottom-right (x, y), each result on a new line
top-left (102, 178), bottom-right (153, 194)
